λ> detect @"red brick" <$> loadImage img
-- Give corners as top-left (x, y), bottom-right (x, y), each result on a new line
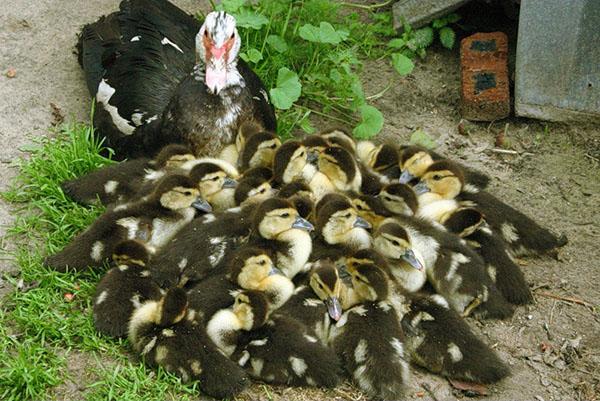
top-left (460, 32), bottom-right (510, 121)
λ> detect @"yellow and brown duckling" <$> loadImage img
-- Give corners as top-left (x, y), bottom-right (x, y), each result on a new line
top-left (312, 145), bottom-right (362, 200)
top-left (317, 127), bottom-right (357, 155)
top-left (329, 261), bottom-right (410, 400)
top-left (238, 130), bottom-right (281, 171)
top-left (44, 174), bottom-right (210, 272)
top-left (310, 193), bottom-right (372, 263)
top-left (234, 167), bottom-right (276, 206)
top-left (402, 294), bottom-right (510, 383)
top-left (247, 197), bottom-right (314, 279)
top-left (416, 160), bottom-right (568, 256)
top-left (399, 145), bottom-right (491, 192)
top-left (218, 120), bottom-right (264, 167)
top-left (278, 180), bottom-right (316, 219)
top-left (379, 183), bottom-right (419, 216)
top-left (443, 208), bottom-right (533, 305)
top-left (61, 144), bottom-right (195, 206)
top-left (357, 141), bottom-right (401, 181)
top-left (93, 240), bottom-right (162, 337)
top-left (188, 160), bottom-right (239, 211)
top-left (272, 141), bottom-right (315, 186)
top-left (128, 287), bottom-right (250, 398)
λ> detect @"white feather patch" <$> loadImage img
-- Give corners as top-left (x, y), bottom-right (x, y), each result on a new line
top-left (501, 222), bottom-right (519, 243)
top-left (104, 180), bottom-right (118, 194)
top-left (91, 241), bottom-right (104, 262)
top-left (161, 37), bottom-right (184, 53)
top-left (96, 79), bottom-right (136, 135)
top-left (95, 290), bottom-right (108, 305)
top-left (448, 342), bottom-right (463, 362)
top-left (289, 356), bottom-right (308, 376)
top-left (354, 339), bottom-right (368, 363)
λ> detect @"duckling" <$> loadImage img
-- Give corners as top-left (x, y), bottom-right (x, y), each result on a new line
top-left (417, 161), bottom-right (567, 256)
top-left (277, 180), bottom-right (313, 199)
top-left (218, 120), bottom-right (264, 166)
top-left (93, 240), bottom-right (162, 337)
top-left (272, 141), bottom-right (316, 186)
top-left (128, 288), bottom-right (249, 398)
top-left (301, 135), bottom-right (329, 166)
top-left (402, 294), bottom-right (510, 383)
top-left (399, 145), bottom-right (490, 192)
top-left (379, 183), bottom-right (419, 216)
top-left (376, 217), bottom-right (514, 319)
top-left (310, 194), bottom-right (372, 263)
top-left (61, 144), bottom-right (194, 206)
top-left (413, 160), bottom-right (464, 223)
top-left (351, 193), bottom-right (395, 231)
top-left (443, 208), bottom-right (533, 305)
top-left (277, 181), bottom-right (316, 220)
top-left (188, 161), bottom-right (238, 211)
top-left (238, 130), bottom-right (281, 171)
top-left (312, 145), bottom-right (362, 200)
top-left (234, 168), bottom-right (276, 206)
top-left (318, 127), bottom-right (357, 154)
top-left (372, 222), bottom-right (427, 293)
top-left (247, 198), bottom-right (314, 279)
top-left (329, 261), bottom-right (410, 400)
top-left (206, 290), bottom-right (271, 356)
top-left (228, 247), bottom-right (295, 309)
top-left (45, 174), bottom-right (209, 272)
top-left (235, 318), bottom-right (342, 387)
top-left (357, 142), bottom-right (401, 181)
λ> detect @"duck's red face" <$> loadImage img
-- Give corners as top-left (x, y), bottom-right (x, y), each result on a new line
top-left (197, 11), bottom-right (240, 94)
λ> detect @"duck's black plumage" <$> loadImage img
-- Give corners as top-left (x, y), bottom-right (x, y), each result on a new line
top-left (78, 0), bottom-right (275, 159)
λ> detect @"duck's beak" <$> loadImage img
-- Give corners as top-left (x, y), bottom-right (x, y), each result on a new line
top-left (399, 170), bottom-right (415, 184)
top-left (353, 216), bottom-right (372, 229)
top-left (222, 177), bottom-right (238, 189)
top-left (324, 296), bottom-right (343, 321)
top-left (402, 249), bottom-right (424, 270)
top-left (269, 266), bottom-right (283, 276)
top-left (192, 198), bottom-right (213, 213)
top-left (292, 216), bottom-right (314, 231)
top-left (413, 181), bottom-right (430, 195)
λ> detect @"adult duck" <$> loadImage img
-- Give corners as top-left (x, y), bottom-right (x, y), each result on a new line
top-left (78, 0), bottom-right (276, 159)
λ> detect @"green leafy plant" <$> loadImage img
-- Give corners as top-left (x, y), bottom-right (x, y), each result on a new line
top-left (431, 13), bottom-right (461, 50)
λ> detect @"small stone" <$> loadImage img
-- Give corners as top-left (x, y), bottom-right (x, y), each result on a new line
top-left (527, 314), bottom-right (533, 320)
top-left (64, 293), bottom-right (75, 302)
top-left (6, 68), bottom-right (17, 78)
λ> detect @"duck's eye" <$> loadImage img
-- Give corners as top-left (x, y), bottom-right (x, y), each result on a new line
top-left (212, 176), bottom-right (220, 181)
top-left (259, 188), bottom-right (266, 193)
top-left (356, 204), bottom-right (364, 211)
top-left (281, 212), bottom-right (290, 218)
top-left (392, 240), bottom-right (400, 247)
top-left (433, 175), bottom-right (442, 181)
top-left (230, 32), bottom-right (235, 39)
top-left (269, 143), bottom-right (278, 149)
top-left (184, 191), bottom-right (192, 196)
top-left (259, 260), bottom-right (266, 266)
top-left (383, 196), bottom-right (392, 202)
top-left (342, 213), bottom-right (351, 219)
top-left (299, 151), bottom-right (306, 158)
top-left (204, 30), bottom-right (209, 37)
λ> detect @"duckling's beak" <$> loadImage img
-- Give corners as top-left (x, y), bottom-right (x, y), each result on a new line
top-left (192, 198), bottom-right (213, 213)
top-left (222, 177), bottom-right (238, 189)
top-left (402, 249), bottom-right (424, 270)
top-left (307, 151), bottom-right (319, 165)
top-left (324, 296), bottom-right (343, 321)
top-left (269, 266), bottom-right (283, 276)
top-left (353, 216), bottom-right (372, 229)
top-left (399, 170), bottom-right (415, 184)
top-left (413, 181), bottom-right (430, 195)
top-left (291, 216), bottom-right (314, 231)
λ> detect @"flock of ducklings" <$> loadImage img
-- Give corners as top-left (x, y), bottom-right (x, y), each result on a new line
top-left (46, 122), bottom-right (567, 399)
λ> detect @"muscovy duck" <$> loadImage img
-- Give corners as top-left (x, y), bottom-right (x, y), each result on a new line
top-left (78, 0), bottom-right (276, 159)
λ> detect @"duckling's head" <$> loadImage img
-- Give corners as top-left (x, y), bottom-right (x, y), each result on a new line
top-left (351, 194), bottom-right (393, 229)
top-left (399, 146), bottom-right (435, 183)
top-left (234, 172), bottom-right (276, 206)
top-left (379, 183), bottom-right (419, 216)
top-left (309, 260), bottom-right (343, 321)
top-left (233, 290), bottom-right (270, 330)
top-left (196, 11), bottom-right (241, 95)
top-left (317, 146), bottom-right (359, 191)
top-left (288, 194), bottom-right (315, 220)
top-left (158, 287), bottom-right (189, 327)
top-left (302, 135), bottom-right (329, 165)
top-left (253, 198), bottom-right (314, 240)
top-left (368, 144), bottom-right (400, 172)
top-left (347, 262), bottom-right (389, 302)
top-left (111, 240), bottom-right (150, 267)
top-left (319, 127), bottom-right (356, 154)
top-left (228, 247), bottom-right (276, 289)
top-left (273, 141), bottom-right (310, 184)
top-left (373, 222), bottom-right (424, 271)
top-left (154, 144), bottom-right (195, 169)
top-left (240, 131), bottom-right (281, 170)
top-left (154, 175), bottom-right (208, 212)
top-left (413, 160), bottom-right (464, 199)
top-left (236, 120), bottom-right (263, 152)
top-left (347, 248), bottom-right (388, 271)
top-left (278, 180), bottom-right (314, 202)
top-left (316, 194), bottom-right (371, 248)
top-left (443, 207), bottom-right (485, 238)
top-left (189, 162), bottom-right (238, 207)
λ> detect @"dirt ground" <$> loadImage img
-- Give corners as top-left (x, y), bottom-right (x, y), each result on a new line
top-left (1, 1), bottom-right (599, 400)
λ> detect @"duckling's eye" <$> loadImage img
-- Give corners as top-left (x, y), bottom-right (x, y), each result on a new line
top-left (212, 176), bottom-right (220, 181)
top-left (259, 188), bottom-right (266, 193)
top-left (383, 196), bottom-right (392, 202)
top-left (342, 213), bottom-right (351, 219)
top-left (299, 151), bottom-right (306, 158)
top-left (281, 212), bottom-right (290, 218)
top-left (433, 175), bottom-right (442, 181)
top-left (184, 191), bottom-right (192, 196)
top-left (356, 204), bottom-right (365, 211)
top-left (269, 143), bottom-right (278, 149)
top-left (392, 240), bottom-right (400, 247)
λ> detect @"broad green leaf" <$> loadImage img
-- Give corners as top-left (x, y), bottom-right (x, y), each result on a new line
top-left (353, 105), bottom-right (384, 139)
top-left (269, 67), bottom-right (302, 110)
top-left (446, 13), bottom-right (461, 24)
top-left (409, 129), bottom-right (437, 149)
top-left (431, 18), bottom-right (446, 29)
top-left (439, 27), bottom-right (456, 49)
top-left (234, 9), bottom-right (269, 29)
top-left (266, 35), bottom-right (288, 53)
top-left (387, 38), bottom-right (406, 49)
top-left (329, 68), bottom-right (342, 83)
top-left (222, 0), bottom-right (246, 13)
top-left (413, 27), bottom-right (434, 48)
top-left (299, 22), bottom-right (349, 44)
top-left (240, 48), bottom-right (263, 63)
top-left (391, 53), bottom-right (414, 76)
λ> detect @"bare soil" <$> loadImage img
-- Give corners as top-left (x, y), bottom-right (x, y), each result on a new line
top-left (1, 1), bottom-right (599, 400)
